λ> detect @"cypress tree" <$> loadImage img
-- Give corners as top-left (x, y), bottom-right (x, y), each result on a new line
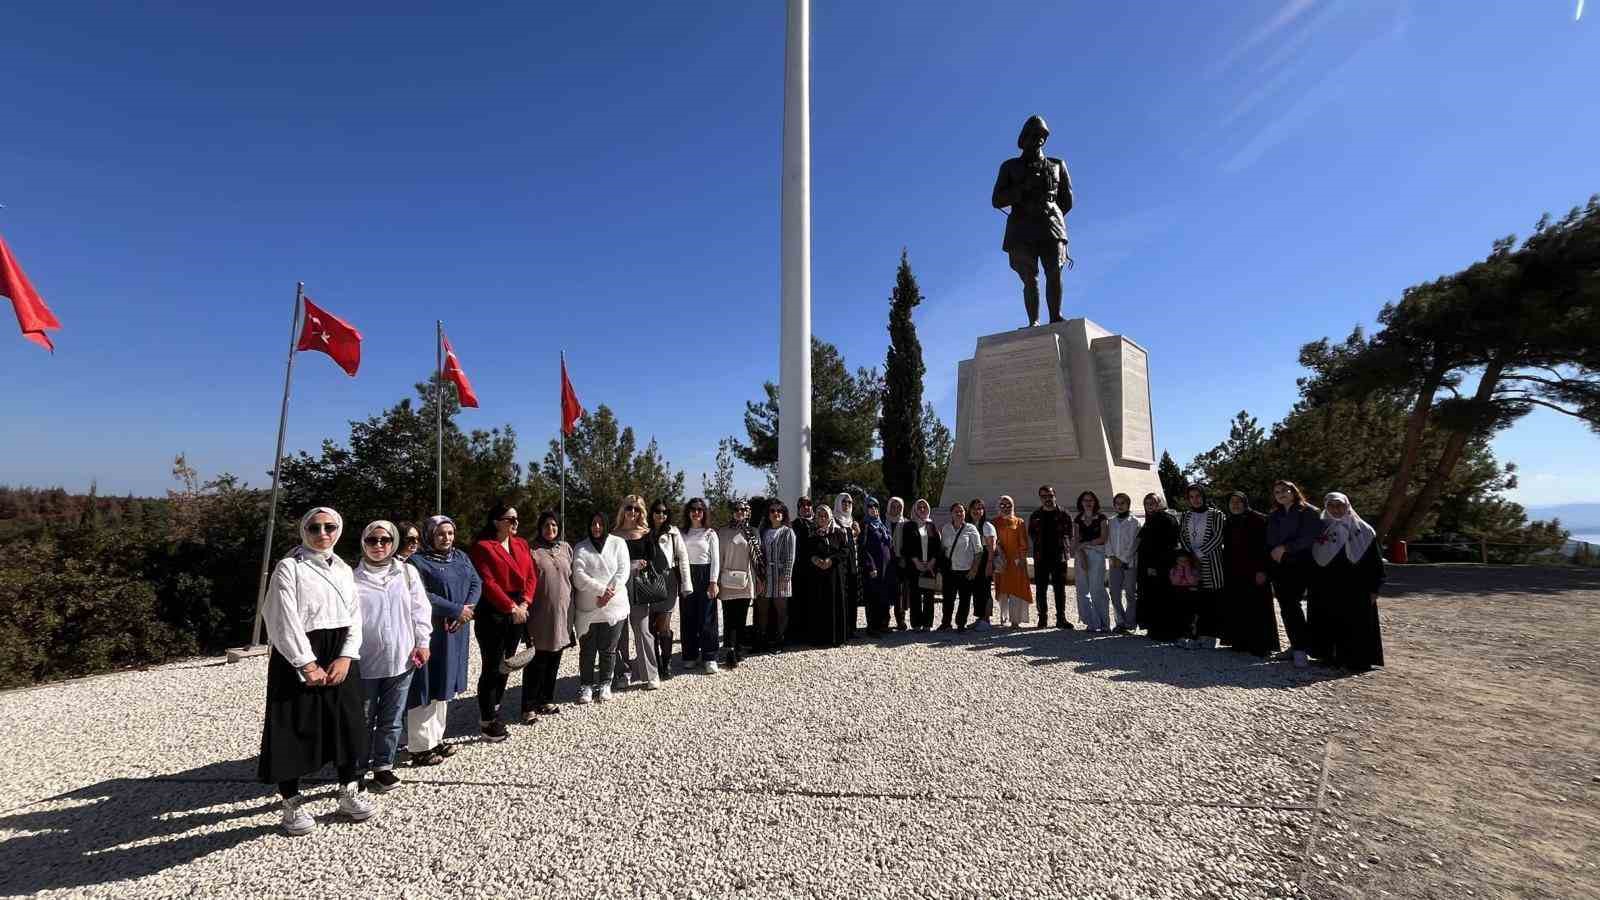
top-left (880, 249), bottom-right (927, 504)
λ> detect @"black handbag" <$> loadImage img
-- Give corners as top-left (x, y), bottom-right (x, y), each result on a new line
top-left (629, 539), bottom-right (673, 606)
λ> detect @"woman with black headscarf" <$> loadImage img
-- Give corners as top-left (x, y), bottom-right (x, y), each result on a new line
top-left (258, 507), bottom-right (376, 836)
top-left (1221, 492), bottom-right (1280, 657)
top-left (1178, 485), bottom-right (1227, 648)
top-left (1136, 493), bottom-right (1181, 640)
top-left (524, 510), bottom-right (573, 717)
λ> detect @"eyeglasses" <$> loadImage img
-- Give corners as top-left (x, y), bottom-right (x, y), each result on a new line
top-left (307, 523), bottom-right (338, 535)
top-left (364, 536), bottom-right (393, 546)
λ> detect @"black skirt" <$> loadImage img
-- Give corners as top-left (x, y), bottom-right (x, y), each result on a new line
top-left (257, 627), bottom-right (365, 784)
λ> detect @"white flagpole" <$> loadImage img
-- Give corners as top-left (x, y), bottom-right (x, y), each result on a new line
top-left (559, 351), bottom-right (567, 535)
top-left (244, 281), bottom-right (303, 654)
top-left (436, 321), bottom-right (444, 515)
top-left (778, 0), bottom-right (812, 504)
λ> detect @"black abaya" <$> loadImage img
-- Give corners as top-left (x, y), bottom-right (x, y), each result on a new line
top-left (1136, 510), bottom-right (1181, 639)
top-left (1307, 542), bottom-right (1385, 670)
top-left (807, 530), bottom-right (852, 647)
top-left (1222, 510), bottom-right (1282, 656)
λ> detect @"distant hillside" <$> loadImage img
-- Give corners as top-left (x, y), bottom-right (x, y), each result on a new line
top-left (1525, 503), bottom-right (1600, 533)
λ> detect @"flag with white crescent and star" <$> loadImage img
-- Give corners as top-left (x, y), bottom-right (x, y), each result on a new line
top-left (441, 331), bottom-right (479, 408)
top-left (295, 295), bottom-right (362, 376)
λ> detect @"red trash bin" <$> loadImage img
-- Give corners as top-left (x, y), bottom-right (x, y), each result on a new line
top-left (1386, 539), bottom-right (1408, 564)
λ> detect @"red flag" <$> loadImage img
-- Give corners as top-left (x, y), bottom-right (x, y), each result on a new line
top-left (561, 356), bottom-right (585, 435)
top-left (296, 295), bottom-right (362, 376)
top-left (441, 332), bottom-right (479, 408)
top-left (0, 234), bottom-right (63, 352)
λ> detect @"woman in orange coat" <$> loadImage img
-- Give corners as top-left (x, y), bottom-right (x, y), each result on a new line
top-left (992, 495), bottom-right (1032, 628)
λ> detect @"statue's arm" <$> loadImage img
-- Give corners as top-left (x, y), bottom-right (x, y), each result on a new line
top-left (1056, 162), bottom-right (1074, 215)
top-left (991, 162), bottom-right (1015, 210)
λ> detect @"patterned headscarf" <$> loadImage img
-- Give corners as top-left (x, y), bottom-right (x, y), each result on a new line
top-left (420, 515), bottom-right (458, 562)
top-left (1313, 492), bottom-right (1376, 566)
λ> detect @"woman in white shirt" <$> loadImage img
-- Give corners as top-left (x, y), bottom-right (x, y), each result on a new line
top-left (1105, 493), bottom-right (1142, 633)
top-left (572, 510), bottom-right (631, 704)
top-left (258, 507), bottom-right (376, 836)
top-left (939, 502), bottom-right (984, 631)
top-left (679, 498), bottom-right (722, 673)
top-left (353, 520), bottom-right (431, 793)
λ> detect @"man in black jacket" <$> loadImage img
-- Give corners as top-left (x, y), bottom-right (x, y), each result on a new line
top-left (1027, 485), bottom-right (1073, 629)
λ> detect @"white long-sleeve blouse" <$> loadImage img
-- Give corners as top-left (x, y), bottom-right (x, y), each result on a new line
top-left (354, 562), bottom-right (432, 680)
top-left (263, 548), bottom-right (362, 669)
top-left (682, 527), bottom-right (721, 582)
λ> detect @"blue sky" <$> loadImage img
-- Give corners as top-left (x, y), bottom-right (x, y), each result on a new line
top-left (3, 1), bottom-right (1597, 508)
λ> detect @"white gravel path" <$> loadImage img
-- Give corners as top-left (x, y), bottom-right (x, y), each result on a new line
top-left (0, 622), bottom-right (1338, 898)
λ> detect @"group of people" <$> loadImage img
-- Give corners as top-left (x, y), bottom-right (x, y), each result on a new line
top-left (256, 479), bottom-right (1384, 836)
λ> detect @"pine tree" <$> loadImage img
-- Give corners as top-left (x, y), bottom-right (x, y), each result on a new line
top-left (879, 249), bottom-right (927, 505)
top-left (1157, 451), bottom-right (1186, 507)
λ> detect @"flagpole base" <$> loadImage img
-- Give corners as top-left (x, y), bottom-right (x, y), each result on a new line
top-left (225, 644), bottom-right (270, 664)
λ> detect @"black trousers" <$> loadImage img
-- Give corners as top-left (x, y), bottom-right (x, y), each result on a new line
top-left (474, 610), bottom-right (521, 722)
top-left (909, 580), bottom-right (936, 628)
top-left (279, 765), bottom-right (356, 799)
top-left (1271, 564), bottom-right (1311, 650)
top-left (946, 570), bottom-right (974, 627)
top-left (1034, 564), bottom-right (1068, 624)
top-left (525, 649), bottom-right (563, 709)
top-left (723, 598), bottom-right (750, 662)
top-left (971, 575), bottom-right (994, 621)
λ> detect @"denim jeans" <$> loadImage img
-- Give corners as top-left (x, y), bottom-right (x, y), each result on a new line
top-left (1107, 558), bottom-right (1136, 629)
top-left (362, 671), bottom-right (413, 772)
top-left (1075, 548), bottom-right (1110, 630)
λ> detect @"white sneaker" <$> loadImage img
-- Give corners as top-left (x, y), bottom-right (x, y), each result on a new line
top-left (597, 683), bottom-right (612, 702)
top-left (704, 660), bottom-right (719, 674)
top-left (576, 686), bottom-right (593, 705)
top-left (336, 782), bottom-right (376, 822)
top-left (280, 795), bottom-right (316, 836)
top-left (1293, 650), bottom-right (1309, 668)
top-left (645, 677), bottom-right (662, 690)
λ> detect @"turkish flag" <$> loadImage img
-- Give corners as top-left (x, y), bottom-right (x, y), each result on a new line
top-left (1, 234), bottom-right (63, 352)
top-left (296, 295), bottom-right (361, 376)
top-left (561, 357), bottom-right (585, 435)
top-left (441, 332), bottom-right (479, 408)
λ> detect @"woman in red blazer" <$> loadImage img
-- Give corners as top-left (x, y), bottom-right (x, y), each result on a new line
top-left (467, 502), bottom-right (537, 743)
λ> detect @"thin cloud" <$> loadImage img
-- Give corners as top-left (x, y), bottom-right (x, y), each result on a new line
top-left (1222, 8), bottom-right (1409, 173)
top-left (1211, 0), bottom-right (1318, 75)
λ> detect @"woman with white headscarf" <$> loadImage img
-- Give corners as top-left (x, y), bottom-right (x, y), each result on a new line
top-left (404, 515), bottom-right (480, 765)
top-left (833, 493), bottom-right (863, 639)
top-left (354, 520), bottom-right (432, 792)
top-left (1307, 492), bottom-right (1385, 671)
top-left (258, 507), bottom-right (376, 837)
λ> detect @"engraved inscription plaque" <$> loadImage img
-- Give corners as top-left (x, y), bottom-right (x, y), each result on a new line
top-left (1119, 344), bottom-right (1155, 463)
top-left (973, 332), bottom-right (1079, 461)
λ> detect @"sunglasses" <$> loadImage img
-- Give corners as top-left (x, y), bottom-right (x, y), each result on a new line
top-left (307, 523), bottom-right (338, 535)
top-left (625, 506), bottom-right (642, 513)
top-left (652, 509), bottom-right (668, 516)
top-left (402, 535), bottom-right (419, 544)
top-left (689, 507), bottom-right (705, 514)
top-left (497, 516), bottom-right (519, 523)
top-left (364, 535), bottom-right (394, 546)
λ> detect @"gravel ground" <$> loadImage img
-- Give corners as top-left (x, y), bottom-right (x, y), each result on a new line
top-left (1, 607), bottom-right (1342, 899)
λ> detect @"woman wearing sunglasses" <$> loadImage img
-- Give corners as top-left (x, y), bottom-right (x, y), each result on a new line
top-left (258, 507), bottom-right (375, 836)
top-left (466, 503), bottom-right (536, 743)
top-left (353, 520), bottom-right (431, 793)
top-left (613, 494), bottom-right (667, 690)
top-left (680, 497), bottom-right (722, 673)
top-left (393, 522), bottom-right (421, 562)
top-left (647, 499), bottom-right (692, 679)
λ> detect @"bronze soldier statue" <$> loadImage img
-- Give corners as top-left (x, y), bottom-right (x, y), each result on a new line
top-left (991, 115), bottom-right (1074, 326)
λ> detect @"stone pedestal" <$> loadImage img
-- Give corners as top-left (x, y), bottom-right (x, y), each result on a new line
top-left (937, 318), bottom-right (1163, 520)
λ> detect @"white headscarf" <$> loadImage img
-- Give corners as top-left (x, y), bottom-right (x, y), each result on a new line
top-left (886, 497), bottom-right (906, 524)
top-left (297, 507), bottom-right (343, 559)
top-left (813, 504), bottom-right (838, 534)
top-left (358, 519), bottom-right (402, 580)
top-left (832, 493), bottom-right (855, 530)
top-left (1313, 492), bottom-right (1376, 566)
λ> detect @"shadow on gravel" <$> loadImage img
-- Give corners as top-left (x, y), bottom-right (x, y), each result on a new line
top-left (1383, 564), bottom-right (1600, 598)
top-left (938, 627), bottom-right (1360, 690)
top-left (0, 757), bottom-right (279, 894)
